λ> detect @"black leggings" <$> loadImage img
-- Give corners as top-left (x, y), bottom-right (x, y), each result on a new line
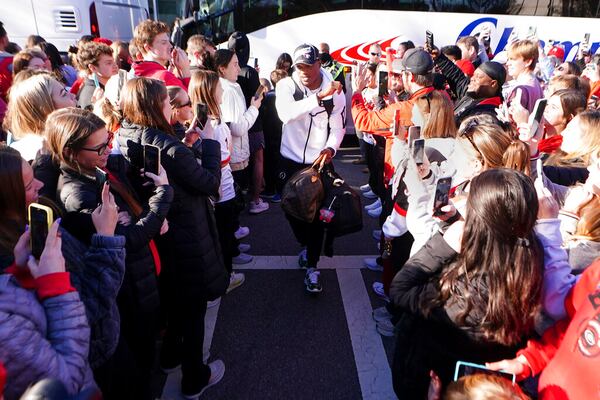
top-left (215, 198), bottom-right (237, 273)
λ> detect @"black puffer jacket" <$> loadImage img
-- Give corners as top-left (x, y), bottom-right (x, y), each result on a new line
top-left (116, 120), bottom-right (228, 300)
top-left (389, 233), bottom-right (527, 398)
top-left (57, 155), bottom-right (173, 329)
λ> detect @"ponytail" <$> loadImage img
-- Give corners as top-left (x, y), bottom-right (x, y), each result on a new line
top-left (502, 140), bottom-right (531, 176)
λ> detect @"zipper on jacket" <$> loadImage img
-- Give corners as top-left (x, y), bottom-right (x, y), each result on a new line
top-left (302, 117), bottom-right (313, 165)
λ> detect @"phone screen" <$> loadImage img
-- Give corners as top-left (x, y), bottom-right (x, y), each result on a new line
top-left (408, 126), bottom-right (421, 147)
top-left (533, 99), bottom-right (547, 124)
top-left (378, 70), bottom-right (388, 97)
top-left (433, 177), bottom-right (452, 216)
top-left (195, 103), bottom-right (209, 130)
top-left (454, 361), bottom-right (516, 384)
top-left (29, 204), bottom-right (51, 259)
top-left (426, 30), bottom-right (434, 49)
top-left (584, 33), bottom-right (591, 44)
top-left (413, 138), bottom-right (425, 165)
top-left (144, 145), bottom-right (160, 176)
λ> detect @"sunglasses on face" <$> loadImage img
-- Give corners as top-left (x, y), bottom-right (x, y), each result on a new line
top-left (370, 52), bottom-right (381, 56)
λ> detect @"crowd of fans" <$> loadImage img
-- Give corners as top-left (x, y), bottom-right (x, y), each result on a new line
top-left (0, 15), bottom-right (599, 400)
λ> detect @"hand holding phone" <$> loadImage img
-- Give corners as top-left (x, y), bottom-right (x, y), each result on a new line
top-left (454, 361), bottom-right (516, 384)
top-left (426, 30), bottom-right (434, 50)
top-left (378, 70), bottom-right (389, 97)
top-left (28, 203), bottom-right (54, 260)
top-left (27, 219), bottom-right (66, 279)
top-left (408, 126), bottom-right (421, 147)
top-left (412, 138), bottom-right (425, 165)
top-left (95, 166), bottom-right (108, 203)
top-left (528, 98), bottom-right (547, 139)
top-left (433, 177), bottom-right (452, 216)
top-left (195, 103), bottom-right (209, 130)
top-left (254, 85), bottom-right (266, 100)
top-left (143, 144), bottom-right (160, 176)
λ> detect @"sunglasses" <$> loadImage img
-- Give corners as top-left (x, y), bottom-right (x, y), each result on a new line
top-left (172, 100), bottom-right (192, 109)
top-left (80, 131), bottom-right (114, 156)
top-left (556, 65), bottom-right (565, 72)
top-left (370, 52), bottom-right (381, 56)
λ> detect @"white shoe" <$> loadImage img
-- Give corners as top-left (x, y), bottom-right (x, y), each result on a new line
top-left (372, 281), bottom-right (389, 301)
top-left (376, 318), bottom-right (395, 337)
top-left (227, 272), bottom-right (245, 293)
top-left (367, 205), bottom-right (382, 218)
top-left (372, 229), bottom-right (381, 241)
top-left (182, 360), bottom-right (225, 399)
top-left (365, 198), bottom-right (381, 211)
top-left (372, 306), bottom-right (393, 323)
top-left (364, 257), bottom-right (383, 272)
top-left (363, 189), bottom-right (378, 199)
top-left (207, 297), bottom-right (221, 308)
top-left (234, 226), bottom-right (250, 240)
top-left (232, 253), bottom-right (253, 265)
top-left (359, 183), bottom-right (371, 192)
top-left (238, 243), bottom-right (251, 253)
top-left (298, 248), bottom-right (308, 269)
top-left (249, 198), bottom-right (269, 214)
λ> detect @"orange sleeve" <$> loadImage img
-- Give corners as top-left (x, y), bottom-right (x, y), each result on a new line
top-left (351, 93), bottom-right (396, 132)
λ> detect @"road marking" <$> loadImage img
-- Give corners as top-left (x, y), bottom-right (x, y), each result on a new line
top-left (337, 269), bottom-right (396, 400)
top-left (234, 255), bottom-right (374, 270)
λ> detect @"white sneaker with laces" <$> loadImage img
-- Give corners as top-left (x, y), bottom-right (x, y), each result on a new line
top-left (372, 281), bottom-right (389, 301)
top-left (249, 198), bottom-right (269, 214)
top-left (364, 257), bottom-right (383, 272)
top-left (238, 243), bottom-right (251, 253)
top-left (227, 272), bottom-right (245, 293)
top-left (360, 183), bottom-right (371, 192)
top-left (363, 189), bottom-right (378, 199)
top-left (372, 306), bottom-right (393, 323)
top-left (365, 198), bottom-right (381, 211)
top-left (207, 297), bottom-right (221, 308)
top-left (232, 253), bottom-right (253, 265)
top-left (304, 268), bottom-right (322, 293)
top-left (234, 226), bottom-right (250, 240)
top-left (367, 205), bottom-right (382, 218)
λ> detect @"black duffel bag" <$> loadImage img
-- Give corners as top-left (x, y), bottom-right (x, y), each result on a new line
top-left (319, 168), bottom-right (363, 237)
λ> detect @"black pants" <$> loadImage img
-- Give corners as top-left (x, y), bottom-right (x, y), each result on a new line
top-left (371, 135), bottom-right (386, 199)
top-left (215, 198), bottom-right (237, 273)
top-left (264, 135), bottom-right (282, 195)
top-left (277, 155), bottom-right (327, 268)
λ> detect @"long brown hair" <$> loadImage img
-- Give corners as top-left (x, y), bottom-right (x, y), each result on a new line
top-left (0, 145), bottom-right (27, 259)
top-left (121, 77), bottom-right (174, 135)
top-left (415, 91), bottom-right (457, 139)
top-left (188, 69), bottom-right (222, 122)
top-left (459, 115), bottom-right (531, 176)
top-left (432, 169), bottom-right (543, 346)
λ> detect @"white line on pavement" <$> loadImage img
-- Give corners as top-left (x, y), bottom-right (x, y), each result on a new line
top-left (233, 255), bottom-right (375, 270)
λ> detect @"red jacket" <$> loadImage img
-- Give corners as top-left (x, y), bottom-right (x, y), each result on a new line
top-left (132, 61), bottom-right (189, 91)
top-left (519, 259), bottom-right (600, 399)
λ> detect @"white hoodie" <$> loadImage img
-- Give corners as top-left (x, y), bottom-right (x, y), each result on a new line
top-left (275, 69), bottom-right (346, 164)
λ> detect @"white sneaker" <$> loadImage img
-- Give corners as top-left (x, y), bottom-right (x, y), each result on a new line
top-left (372, 281), bottom-right (389, 301)
top-left (298, 248), bottom-right (308, 269)
top-left (365, 198), bottom-right (381, 211)
top-left (182, 359), bottom-right (225, 399)
top-left (249, 198), bottom-right (269, 214)
top-left (372, 306), bottom-right (393, 323)
top-left (363, 189), bottom-right (378, 199)
top-left (232, 253), bottom-right (253, 265)
top-left (227, 272), bottom-right (245, 293)
top-left (364, 257), bottom-right (383, 272)
top-left (359, 183), bottom-right (371, 192)
top-left (367, 205), bottom-right (382, 218)
top-left (372, 229), bottom-right (381, 241)
top-left (376, 318), bottom-right (395, 337)
top-left (207, 297), bottom-right (221, 308)
top-left (238, 243), bottom-right (251, 253)
top-left (234, 226), bottom-right (250, 240)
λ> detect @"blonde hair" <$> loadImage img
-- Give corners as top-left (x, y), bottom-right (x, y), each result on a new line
top-left (564, 110), bottom-right (600, 164)
top-left (188, 69), bottom-right (222, 122)
top-left (4, 72), bottom-right (57, 139)
top-left (44, 107), bottom-right (106, 169)
top-left (416, 91), bottom-right (457, 139)
top-left (508, 40), bottom-right (539, 71)
top-left (445, 374), bottom-right (530, 400)
top-left (572, 195), bottom-right (600, 242)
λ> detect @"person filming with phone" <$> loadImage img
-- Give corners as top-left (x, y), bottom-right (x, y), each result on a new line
top-left (275, 43), bottom-right (346, 293)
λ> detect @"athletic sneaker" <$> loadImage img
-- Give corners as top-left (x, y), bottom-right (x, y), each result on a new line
top-left (365, 198), bottom-right (381, 211)
top-left (367, 205), bottom-right (382, 218)
top-left (376, 318), bottom-right (395, 337)
top-left (207, 297), bottom-right (221, 308)
top-left (364, 257), bottom-right (383, 272)
top-left (372, 281), bottom-right (389, 301)
top-left (260, 191), bottom-right (276, 199)
top-left (360, 183), bottom-right (371, 192)
top-left (249, 198), bottom-right (269, 214)
top-left (363, 189), bottom-right (378, 199)
top-left (232, 253), bottom-right (253, 265)
top-left (372, 229), bottom-right (381, 241)
top-left (234, 226), bottom-right (250, 240)
top-left (182, 359), bottom-right (225, 399)
top-left (238, 243), bottom-right (251, 253)
top-left (271, 193), bottom-right (281, 203)
top-left (298, 248), bottom-right (308, 269)
top-left (372, 306), bottom-right (393, 323)
top-left (226, 272), bottom-right (245, 293)
top-left (304, 268), bottom-right (322, 293)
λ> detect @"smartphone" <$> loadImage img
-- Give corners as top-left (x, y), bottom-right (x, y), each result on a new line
top-left (454, 361), bottom-right (516, 384)
top-left (527, 26), bottom-right (537, 39)
top-left (195, 103), bottom-right (208, 130)
top-left (530, 98), bottom-right (548, 136)
top-left (92, 73), bottom-right (100, 88)
top-left (408, 126), bottom-right (421, 147)
top-left (584, 33), bottom-right (591, 45)
top-left (28, 203), bottom-right (53, 259)
top-left (586, 63), bottom-right (598, 72)
top-left (412, 138), bottom-right (425, 165)
top-left (378, 70), bottom-right (388, 97)
top-left (426, 30), bottom-right (434, 49)
top-left (254, 57), bottom-right (259, 69)
top-left (392, 109), bottom-right (402, 137)
top-left (171, 25), bottom-right (183, 49)
top-left (95, 166), bottom-right (108, 202)
top-left (254, 84), bottom-right (265, 100)
top-left (143, 144), bottom-right (160, 176)
top-left (433, 177), bottom-right (452, 216)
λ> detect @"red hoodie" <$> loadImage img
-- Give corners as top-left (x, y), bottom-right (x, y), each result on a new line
top-left (518, 259), bottom-right (600, 399)
top-left (132, 61), bottom-right (189, 91)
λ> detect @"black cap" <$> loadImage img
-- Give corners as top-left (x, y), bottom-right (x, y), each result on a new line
top-left (293, 44), bottom-right (319, 66)
top-left (400, 48), bottom-right (434, 75)
top-left (479, 61), bottom-right (506, 87)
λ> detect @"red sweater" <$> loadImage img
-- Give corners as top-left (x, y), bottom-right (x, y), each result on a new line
top-left (519, 259), bottom-right (600, 399)
top-left (132, 61), bottom-right (189, 91)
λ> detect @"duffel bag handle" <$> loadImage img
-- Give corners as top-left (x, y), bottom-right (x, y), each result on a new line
top-left (311, 153), bottom-right (327, 173)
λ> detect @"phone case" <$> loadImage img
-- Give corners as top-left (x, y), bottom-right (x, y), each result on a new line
top-left (28, 203), bottom-right (54, 257)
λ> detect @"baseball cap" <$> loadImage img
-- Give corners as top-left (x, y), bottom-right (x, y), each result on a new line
top-left (548, 45), bottom-right (566, 62)
top-left (293, 44), bottom-right (319, 66)
top-left (400, 48), bottom-right (434, 75)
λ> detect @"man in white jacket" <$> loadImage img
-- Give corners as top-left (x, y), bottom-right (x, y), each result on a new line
top-left (275, 43), bottom-right (346, 293)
